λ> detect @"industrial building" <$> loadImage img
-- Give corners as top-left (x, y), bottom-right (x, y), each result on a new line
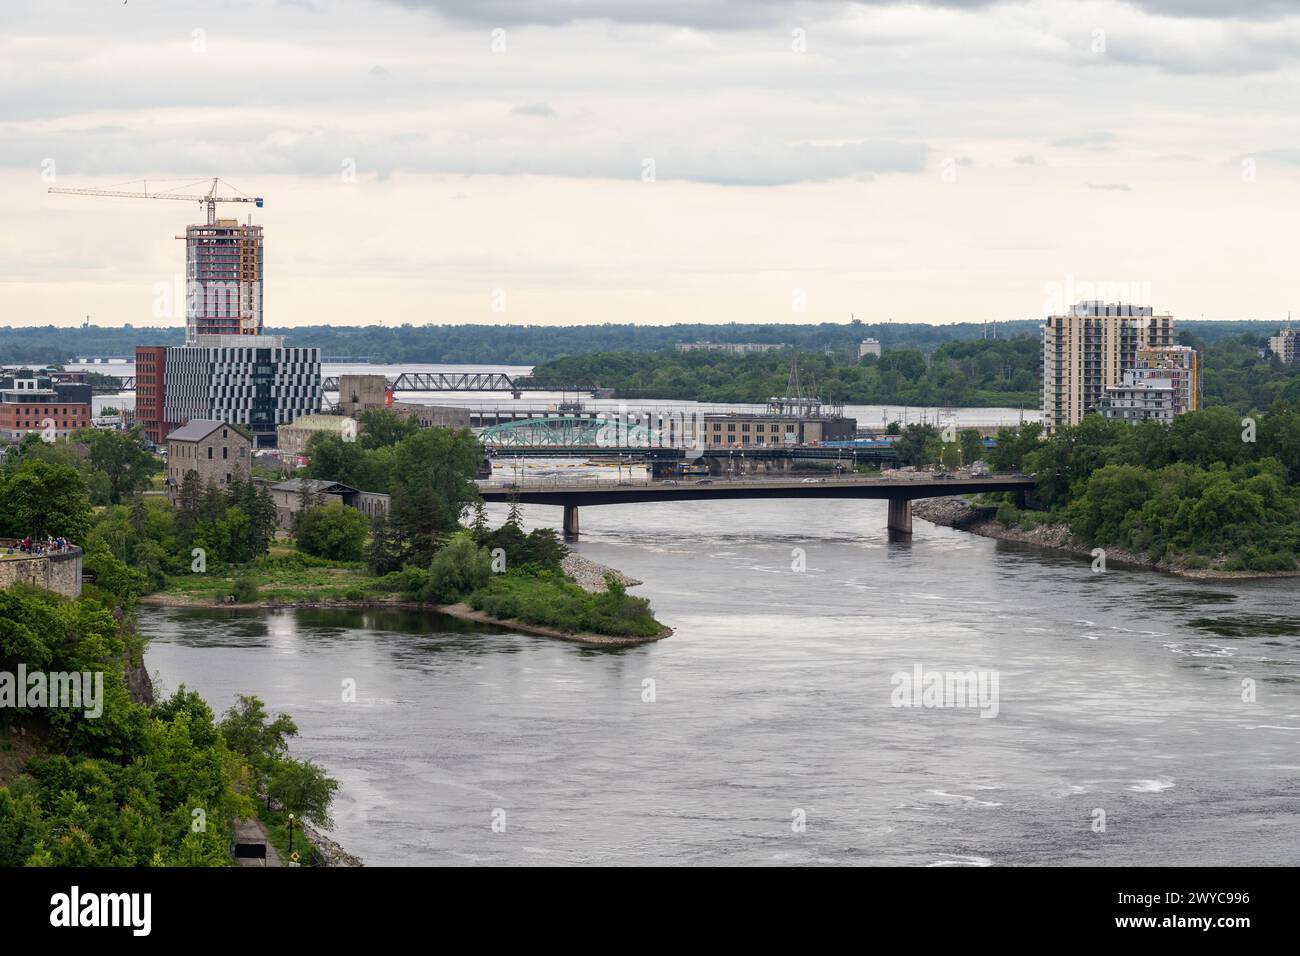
top-left (277, 414), bottom-right (357, 458)
top-left (1041, 301), bottom-right (1176, 432)
top-left (857, 338), bottom-right (882, 360)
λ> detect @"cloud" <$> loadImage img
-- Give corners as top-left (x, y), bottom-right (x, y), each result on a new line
top-left (512, 102), bottom-right (558, 117)
top-left (1086, 182), bottom-right (1134, 191)
top-left (1013, 154), bottom-right (1040, 165)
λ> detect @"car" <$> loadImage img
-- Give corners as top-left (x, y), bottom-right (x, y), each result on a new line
top-left (800, 477), bottom-right (824, 483)
top-left (695, 478), bottom-right (714, 485)
top-left (934, 471), bottom-right (954, 479)
top-left (662, 479), bottom-right (679, 485)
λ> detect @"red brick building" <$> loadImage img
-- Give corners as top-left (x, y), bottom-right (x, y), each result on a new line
top-left (0, 370), bottom-right (93, 440)
top-left (134, 345), bottom-right (169, 444)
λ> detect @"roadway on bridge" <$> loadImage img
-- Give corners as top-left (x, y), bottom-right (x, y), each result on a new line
top-left (478, 473), bottom-right (1033, 505)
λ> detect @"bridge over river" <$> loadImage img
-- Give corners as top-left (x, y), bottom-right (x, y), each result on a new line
top-left (479, 473), bottom-right (1034, 539)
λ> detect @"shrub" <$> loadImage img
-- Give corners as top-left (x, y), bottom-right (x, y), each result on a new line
top-left (294, 503), bottom-right (370, 562)
top-left (422, 533), bottom-right (493, 604)
top-left (231, 577), bottom-right (259, 604)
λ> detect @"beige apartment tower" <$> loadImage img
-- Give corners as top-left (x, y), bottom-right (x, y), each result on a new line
top-left (1041, 301), bottom-right (1175, 432)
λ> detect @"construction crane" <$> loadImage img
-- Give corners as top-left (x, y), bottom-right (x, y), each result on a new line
top-left (48, 177), bottom-right (263, 225)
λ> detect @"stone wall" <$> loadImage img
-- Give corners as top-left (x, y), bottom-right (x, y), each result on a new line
top-left (0, 541), bottom-right (82, 599)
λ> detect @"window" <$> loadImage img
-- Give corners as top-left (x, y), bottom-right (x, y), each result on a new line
top-left (207, 447), bottom-right (213, 459)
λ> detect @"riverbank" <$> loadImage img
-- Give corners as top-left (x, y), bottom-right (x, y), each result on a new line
top-left (913, 496), bottom-right (1300, 580)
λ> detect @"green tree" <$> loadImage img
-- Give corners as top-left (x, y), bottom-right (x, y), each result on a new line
top-left (2, 460), bottom-right (91, 541)
top-left (365, 512), bottom-right (404, 575)
top-left (266, 758), bottom-right (339, 830)
top-left (83, 428), bottom-right (160, 504)
top-left (357, 408), bottom-right (419, 449)
top-left (295, 503), bottom-right (370, 561)
top-left (388, 428), bottom-right (483, 565)
top-left (422, 532), bottom-right (493, 604)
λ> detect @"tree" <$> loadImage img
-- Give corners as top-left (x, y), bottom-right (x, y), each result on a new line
top-left (219, 695), bottom-right (298, 783)
top-left (365, 512), bottom-right (403, 575)
top-left (357, 408), bottom-right (419, 450)
top-left (422, 532), bottom-right (493, 604)
top-left (958, 428), bottom-right (985, 466)
top-left (176, 470), bottom-right (203, 538)
top-left (894, 423), bottom-right (938, 467)
top-left (83, 428), bottom-right (159, 504)
top-left (387, 428), bottom-right (483, 565)
top-left (295, 503), bottom-right (370, 561)
top-left (1, 460), bottom-right (91, 541)
top-left (266, 758), bottom-right (339, 829)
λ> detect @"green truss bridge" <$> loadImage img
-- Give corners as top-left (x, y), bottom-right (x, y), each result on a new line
top-left (480, 415), bottom-right (660, 448)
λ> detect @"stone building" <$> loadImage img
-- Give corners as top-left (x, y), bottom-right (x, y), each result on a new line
top-left (165, 419), bottom-right (253, 504)
top-left (266, 477), bottom-right (390, 529)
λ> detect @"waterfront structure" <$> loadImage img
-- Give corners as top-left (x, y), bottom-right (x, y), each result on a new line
top-left (162, 334), bottom-right (322, 448)
top-left (1268, 328), bottom-right (1300, 364)
top-left (702, 401), bottom-right (856, 448)
top-left (858, 338), bottom-right (882, 360)
top-left (164, 419), bottom-right (252, 503)
top-left (134, 345), bottom-right (168, 444)
top-left (1041, 301), bottom-right (1176, 432)
top-left (183, 218), bottom-right (264, 344)
top-left (277, 414), bottom-right (356, 458)
top-left (675, 342), bottom-right (786, 354)
top-left (266, 477), bottom-right (389, 529)
top-left (0, 370), bottom-right (92, 441)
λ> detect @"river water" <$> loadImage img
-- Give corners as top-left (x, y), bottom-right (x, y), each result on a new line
top-left (141, 495), bottom-right (1300, 866)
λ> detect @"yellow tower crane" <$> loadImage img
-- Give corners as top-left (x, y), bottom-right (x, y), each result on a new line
top-left (48, 177), bottom-right (264, 225)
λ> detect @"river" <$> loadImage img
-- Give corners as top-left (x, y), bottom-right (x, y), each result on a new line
top-left (141, 495), bottom-right (1300, 866)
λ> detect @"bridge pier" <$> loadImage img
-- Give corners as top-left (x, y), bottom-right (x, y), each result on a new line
top-left (563, 504), bottom-right (580, 540)
top-left (887, 497), bottom-right (912, 536)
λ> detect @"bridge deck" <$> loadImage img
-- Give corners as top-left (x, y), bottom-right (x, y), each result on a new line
top-left (479, 474), bottom-right (1033, 505)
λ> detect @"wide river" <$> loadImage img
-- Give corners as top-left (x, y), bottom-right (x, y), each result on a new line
top-left (142, 495), bottom-right (1300, 866)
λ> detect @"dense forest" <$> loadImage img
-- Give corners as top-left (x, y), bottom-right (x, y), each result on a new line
top-left (529, 338), bottom-right (1043, 407)
top-left (0, 318), bottom-right (1283, 367)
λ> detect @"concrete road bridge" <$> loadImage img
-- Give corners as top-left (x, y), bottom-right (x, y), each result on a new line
top-left (479, 473), bottom-right (1034, 539)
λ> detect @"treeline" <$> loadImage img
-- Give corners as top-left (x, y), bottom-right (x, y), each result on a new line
top-left (986, 405), bottom-right (1300, 572)
top-left (528, 338), bottom-right (1043, 407)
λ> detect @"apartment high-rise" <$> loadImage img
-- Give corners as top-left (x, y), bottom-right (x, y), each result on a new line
top-left (183, 217), bottom-right (264, 344)
top-left (1041, 301), bottom-right (1175, 432)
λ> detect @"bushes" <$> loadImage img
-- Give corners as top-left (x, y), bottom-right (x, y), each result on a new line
top-left (295, 503), bottom-right (370, 562)
top-left (468, 570), bottom-right (663, 638)
top-left (231, 577), bottom-right (260, 604)
top-left (421, 533), bottom-right (492, 604)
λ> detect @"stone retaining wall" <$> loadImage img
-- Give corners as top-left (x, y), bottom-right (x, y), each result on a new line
top-left (0, 539), bottom-right (82, 599)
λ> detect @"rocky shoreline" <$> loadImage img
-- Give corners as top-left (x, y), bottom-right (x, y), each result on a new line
top-left (912, 496), bottom-right (1300, 580)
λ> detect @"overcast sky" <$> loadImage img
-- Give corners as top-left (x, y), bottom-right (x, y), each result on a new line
top-left (3, 0), bottom-right (1299, 328)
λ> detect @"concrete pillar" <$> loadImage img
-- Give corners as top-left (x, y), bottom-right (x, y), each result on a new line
top-left (887, 498), bottom-right (912, 536)
top-left (563, 504), bottom-right (580, 540)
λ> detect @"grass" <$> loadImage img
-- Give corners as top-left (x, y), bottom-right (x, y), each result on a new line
top-left (161, 543), bottom-right (403, 604)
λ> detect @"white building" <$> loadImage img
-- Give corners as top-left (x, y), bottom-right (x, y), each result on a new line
top-left (1269, 328), bottom-right (1300, 364)
top-left (1101, 371), bottom-right (1176, 424)
top-left (857, 338), bottom-right (882, 360)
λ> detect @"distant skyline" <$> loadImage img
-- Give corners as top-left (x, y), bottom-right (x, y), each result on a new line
top-left (3, 0), bottom-right (1300, 328)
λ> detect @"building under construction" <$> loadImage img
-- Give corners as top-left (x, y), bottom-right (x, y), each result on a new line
top-left (49, 178), bottom-right (322, 447)
top-left (183, 218), bottom-right (264, 343)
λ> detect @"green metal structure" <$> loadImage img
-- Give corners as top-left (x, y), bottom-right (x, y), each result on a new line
top-left (479, 416), bottom-right (660, 448)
